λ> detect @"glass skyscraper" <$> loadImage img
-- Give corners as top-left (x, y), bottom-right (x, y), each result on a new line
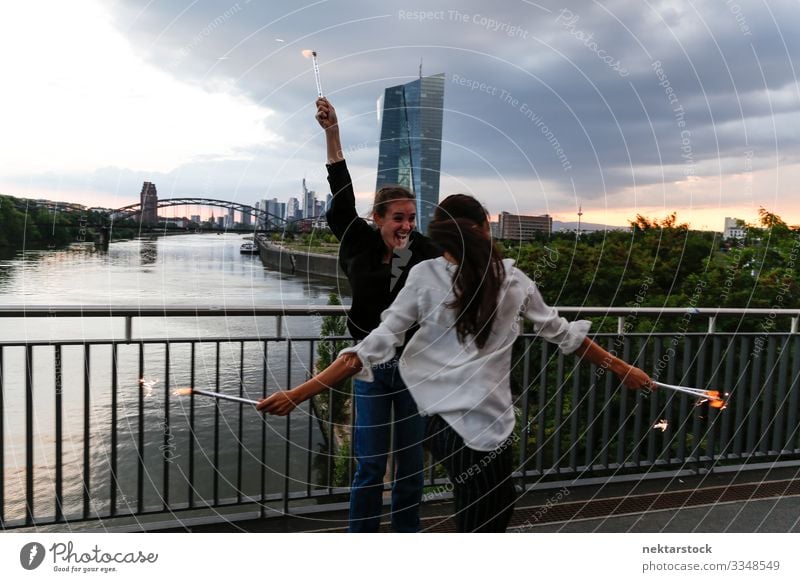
top-left (375, 73), bottom-right (445, 234)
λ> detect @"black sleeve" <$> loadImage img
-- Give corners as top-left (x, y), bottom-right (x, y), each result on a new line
top-left (325, 160), bottom-right (373, 243)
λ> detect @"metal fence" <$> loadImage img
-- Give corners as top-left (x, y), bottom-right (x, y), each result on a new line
top-left (1, 306), bottom-right (798, 530)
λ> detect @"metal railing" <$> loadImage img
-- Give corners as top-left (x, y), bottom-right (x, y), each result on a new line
top-left (1, 306), bottom-right (798, 530)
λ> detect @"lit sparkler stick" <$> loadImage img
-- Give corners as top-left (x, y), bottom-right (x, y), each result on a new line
top-left (174, 388), bottom-right (260, 406)
top-left (653, 381), bottom-right (727, 408)
top-left (302, 49), bottom-right (323, 97)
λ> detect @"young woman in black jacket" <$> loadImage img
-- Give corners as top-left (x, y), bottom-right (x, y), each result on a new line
top-left (315, 97), bottom-right (439, 532)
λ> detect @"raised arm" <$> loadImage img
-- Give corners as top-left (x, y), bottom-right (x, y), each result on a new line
top-left (316, 97), bottom-right (343, 164)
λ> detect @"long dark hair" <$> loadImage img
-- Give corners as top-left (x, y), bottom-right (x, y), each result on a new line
top-left (429, 195), bottom-right (505, 349)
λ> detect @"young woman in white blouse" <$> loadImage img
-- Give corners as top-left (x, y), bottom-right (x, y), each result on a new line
top-left (258, 194), bottom-right (653, 532)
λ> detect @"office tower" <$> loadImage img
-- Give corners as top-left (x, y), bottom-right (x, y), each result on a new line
top-left (240, 209), bottom-right (252, 227)
top-left (375, 73), bottom-right (445, 233)
top-left (302, 179), bottom-right (316, 219)
top-left (139, 182), bottom-right (158, 224)
top-left (287, 197), bottom-right (300, 222)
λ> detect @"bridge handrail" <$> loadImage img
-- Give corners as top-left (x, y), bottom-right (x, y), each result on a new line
top-left (0, 305), bottom-right (797, 319)
top-left (1, 305), bottom-right (797, 341)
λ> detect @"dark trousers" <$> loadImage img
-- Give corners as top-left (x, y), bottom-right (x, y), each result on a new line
top-left (426, 415), bottom-right (516, 532)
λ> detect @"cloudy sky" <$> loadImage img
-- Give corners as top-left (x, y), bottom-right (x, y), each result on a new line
top-left (1, 0), bottom-right (798, 229)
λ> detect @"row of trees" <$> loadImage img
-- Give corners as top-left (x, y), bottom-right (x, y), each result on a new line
top-left (0, 195), bottom-right (142, 249)
top-left (503, 209), bottom-right (798, 331)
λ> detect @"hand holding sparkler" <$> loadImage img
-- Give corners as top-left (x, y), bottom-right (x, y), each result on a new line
top-left (315, 97), bottom-right (338, 132)
top-left (258, 352), bottom-right (363, 416)
top-left (256, 389), bottom-right (303, 416)
top-left (573, 337), bottom-right (654, 391)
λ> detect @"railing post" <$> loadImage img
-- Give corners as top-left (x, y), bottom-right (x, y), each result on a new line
top-left (125, 316), bottom-right (132, 342)
top-left (617, 315), bottom-right (625, 335)
top-left (708, 315), bottom-right (716, 334)
top-left (792, 316), bottom-right (798, 334)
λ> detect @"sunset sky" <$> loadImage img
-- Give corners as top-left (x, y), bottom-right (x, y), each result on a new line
top-left (1, 0), bottom-right (799, 230)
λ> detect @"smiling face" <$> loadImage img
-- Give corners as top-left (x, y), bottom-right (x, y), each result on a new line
top-left (374, 200), bottom-right (416, 251)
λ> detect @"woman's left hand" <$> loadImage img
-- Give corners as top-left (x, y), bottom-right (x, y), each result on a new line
top-left (257, 390), bottom-right (301, 416)
top-left (619, 365), bottom-right (654, 391)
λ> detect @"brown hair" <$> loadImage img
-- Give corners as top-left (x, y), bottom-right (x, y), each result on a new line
top-left (428, 195), bottom-right (505, 349)
top-left (372, 185), bottom-right (416, 218)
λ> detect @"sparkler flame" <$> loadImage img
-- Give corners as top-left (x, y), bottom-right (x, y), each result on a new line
top-left (301, 49), bottom-right (316, 59)
top-left (653, 419), bottom-right (669, 432)
top-left (174, 388), bottom-right (193, 396)
top-left (654, 381), bottom-right (727, 409)
top-left (139, 377), bottom-right (159, 397)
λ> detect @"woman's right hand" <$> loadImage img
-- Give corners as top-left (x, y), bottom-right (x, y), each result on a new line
top-left (316, 97), bottom-right (338, 131)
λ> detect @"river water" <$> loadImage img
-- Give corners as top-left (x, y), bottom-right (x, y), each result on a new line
top-left (0, 234), bottom-right (351, 526)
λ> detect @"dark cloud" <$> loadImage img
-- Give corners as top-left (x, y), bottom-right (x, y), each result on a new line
top-left (26, 0), bottom-right (799, 216)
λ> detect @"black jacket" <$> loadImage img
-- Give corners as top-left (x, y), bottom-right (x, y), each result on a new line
top-left (325, 160), bottom-right (440, 340)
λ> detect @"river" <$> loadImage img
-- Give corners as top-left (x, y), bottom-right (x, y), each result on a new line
top-left (0, 233), bottom-right (351, 527)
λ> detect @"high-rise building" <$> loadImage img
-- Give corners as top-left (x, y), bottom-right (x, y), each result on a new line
top-left (240, 208), bottom-right (252, 227)
top-left (376, 73), bottom-right (445, 233)
top-left (139, 182), bottom-right (158, 224)
top-left (498, 212), bottom-right (552, 240)
top-left (302, 179), bottom-right (316, 218)
top-left (287, 197), bottom-right (301, 222)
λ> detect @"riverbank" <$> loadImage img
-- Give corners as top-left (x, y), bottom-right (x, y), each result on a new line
top-left (256, 236), bottom-right (347, 282)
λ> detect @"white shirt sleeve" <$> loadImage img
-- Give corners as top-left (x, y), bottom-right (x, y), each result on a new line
top-left (338, 264), bottom-right (423, 382)
top-left (517, 270), bottom-right (590, 354)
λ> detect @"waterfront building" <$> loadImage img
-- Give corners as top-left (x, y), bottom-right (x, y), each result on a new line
top-left (376, 72), bottom-right (445, 233)
top-left (139, 182), bottom-right (158, 224)
top-left (724, 217), bottom-right (746, 239)
top-left (498, 211), bottom-right (552, 240)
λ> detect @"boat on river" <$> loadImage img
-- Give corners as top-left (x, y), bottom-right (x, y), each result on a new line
top-left (240, 241), bottom-right (259, 255)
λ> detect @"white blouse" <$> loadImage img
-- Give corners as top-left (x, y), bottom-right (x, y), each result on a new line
top-left (339, 257), bottom-right (591, 451)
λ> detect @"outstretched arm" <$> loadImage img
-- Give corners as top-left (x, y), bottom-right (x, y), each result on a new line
top-left (257, 352), bottom-right (363, 416)
top-left (572, 337), bottom-right (653, 390)
top-left (316, 97), bottom-right (343, 164)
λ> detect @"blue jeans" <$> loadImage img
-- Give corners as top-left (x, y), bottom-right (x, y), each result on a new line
top-left (349, 358), bottom-right (425, 532)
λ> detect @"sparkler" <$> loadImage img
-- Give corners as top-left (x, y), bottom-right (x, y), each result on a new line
top-left (302, 49), bottom-right (323, 97)
top-left (653, 381), bottom-right (727, 409)
top-left (653, 419), bottom-right (669, 432)
top-left (174, 388), bottom-right (260, 406)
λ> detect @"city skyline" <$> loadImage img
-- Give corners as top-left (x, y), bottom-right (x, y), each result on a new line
top-left (1, 1), bottom-right (799, 231)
